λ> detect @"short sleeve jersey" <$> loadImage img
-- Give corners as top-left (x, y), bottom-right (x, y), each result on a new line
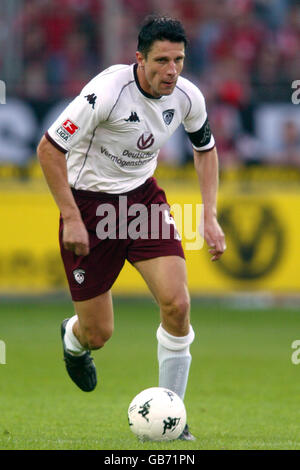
top-left (46, 64), bottom-right (215, 194)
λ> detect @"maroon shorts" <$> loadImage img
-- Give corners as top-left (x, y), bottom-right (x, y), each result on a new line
top-left (59, 177), bottom-right (185, 301)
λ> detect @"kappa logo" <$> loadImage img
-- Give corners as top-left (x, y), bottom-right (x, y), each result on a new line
top-left (138, 399), bottom-right (153, 422)
top-left (73, 268), bottom-right (85, 284)
top-left (162, 417), bottom-right (181, 435)
top-left (162, 109), bottom-right (175, 125)
top-left (137, 132), bottom-right (154, 150)
top-left (164, 390), bottom-right (175, 401)
top-left (84, 93), bottom-right (97, 109)
top-left (125, 111), bottom-right (140, 122)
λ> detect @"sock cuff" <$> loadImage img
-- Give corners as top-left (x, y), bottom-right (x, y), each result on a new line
top-left (156, 324), bottom-right (195, 351)
top-left (65, 315), bottom-right (78, 335)
top-left (65, 315), bottom-right (85, 353)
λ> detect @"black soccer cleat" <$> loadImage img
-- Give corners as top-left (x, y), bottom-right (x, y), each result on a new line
top-left (61, 318), bottom-right (97, 392)
top-left (178, 424), bottom-right (196, 441)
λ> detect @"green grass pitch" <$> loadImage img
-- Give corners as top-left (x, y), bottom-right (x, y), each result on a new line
top-left (0, 297), bottom-right (299, 450)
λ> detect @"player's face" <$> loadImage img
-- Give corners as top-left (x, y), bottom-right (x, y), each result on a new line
top-left (136, 40), bottom-right (185, 97)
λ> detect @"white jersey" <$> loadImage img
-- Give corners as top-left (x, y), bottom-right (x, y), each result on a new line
top-left (46, 64), bottom-right (215, 193)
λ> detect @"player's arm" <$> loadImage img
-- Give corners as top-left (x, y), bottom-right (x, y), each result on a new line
top-left (193, 146), bottom-right (226, 261)
top-left (183, 82), bottom-right (226, 261)
top-left (37, 135), bottom-right (89, 256)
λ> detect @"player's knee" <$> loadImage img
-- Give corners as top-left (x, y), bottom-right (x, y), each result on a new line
top-left (83, 325), bottom-right (113, 350)
top-left (160, 293), bottom-right (190, 332)
top-left (162, 293), bottom-right (190, 317)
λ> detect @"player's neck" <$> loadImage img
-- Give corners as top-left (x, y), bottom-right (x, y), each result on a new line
top-left (134, 64), bottom-right (161, 100)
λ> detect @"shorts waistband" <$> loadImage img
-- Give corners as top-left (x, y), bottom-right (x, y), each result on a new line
top-left (71, 177), bottom-right (155, 200)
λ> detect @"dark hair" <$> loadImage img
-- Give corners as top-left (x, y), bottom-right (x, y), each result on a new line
top-left (137, 14), bottom-right (187, 58)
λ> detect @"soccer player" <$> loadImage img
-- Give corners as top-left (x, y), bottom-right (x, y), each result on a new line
top-left (37, 15), bottom-right (226, 440)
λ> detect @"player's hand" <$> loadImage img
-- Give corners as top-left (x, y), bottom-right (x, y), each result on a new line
top-left (62, 217), bottom-right (90, 256)
top-left (204, 215), bottom-right (226, 262)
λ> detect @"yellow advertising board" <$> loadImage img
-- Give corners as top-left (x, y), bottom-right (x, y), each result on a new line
top-left (0, 181), bottom-right (299, 295)
top-left (0, 188), bottom-right (65, 292)
top-left (115, 185), bottom-right (300, 294)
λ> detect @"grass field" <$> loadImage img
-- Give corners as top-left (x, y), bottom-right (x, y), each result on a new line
top-left (0, 297), bottom-right (300, 450)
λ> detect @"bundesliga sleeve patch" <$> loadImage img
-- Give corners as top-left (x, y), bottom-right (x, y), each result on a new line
top-left (55, 119), bottom-right (80, 143)
top-left (187, 117), bottom-right (213, 149)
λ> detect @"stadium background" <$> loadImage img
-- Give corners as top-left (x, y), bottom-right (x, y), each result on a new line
top-left (0, 0), bottom-right (300, 299)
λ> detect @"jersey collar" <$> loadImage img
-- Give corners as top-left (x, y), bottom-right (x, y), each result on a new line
top-left (133, 63), bottom-right (163, 100)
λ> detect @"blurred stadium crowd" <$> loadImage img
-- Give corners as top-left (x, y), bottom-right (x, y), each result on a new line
top-left (1, 0), bottom-right (300, 169)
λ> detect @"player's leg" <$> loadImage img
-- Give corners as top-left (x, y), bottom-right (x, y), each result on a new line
top-left (72, 290), bottom-right (114, 351)
top-left (133, 255), bottom-right (195, 439)
top-left (61, 290), bottom-right (114, 392)
top-left (133, 255), bottom-right (194, 400)
top-left (133, 255), bottom-right (195, 440)
top-left (58, 189), bottom-right (127, 391)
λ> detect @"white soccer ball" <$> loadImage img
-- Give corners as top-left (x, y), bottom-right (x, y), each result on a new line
top-left (128, 387), bottom-right (187, 441)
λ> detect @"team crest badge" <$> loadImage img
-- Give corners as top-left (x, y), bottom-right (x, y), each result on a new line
top-left (162, 109), bottom-right (175, 125)
top-left (73, 269), bottom-right (85, 284)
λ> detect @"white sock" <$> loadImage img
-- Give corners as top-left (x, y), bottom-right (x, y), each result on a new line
top-left (156, 324), bottom-right (195, 401)
top-left (64, 315), bottom-right (86, 356)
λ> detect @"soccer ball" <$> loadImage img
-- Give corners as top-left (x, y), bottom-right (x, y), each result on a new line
top-left (128, 387), bottom-right (186, 441)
